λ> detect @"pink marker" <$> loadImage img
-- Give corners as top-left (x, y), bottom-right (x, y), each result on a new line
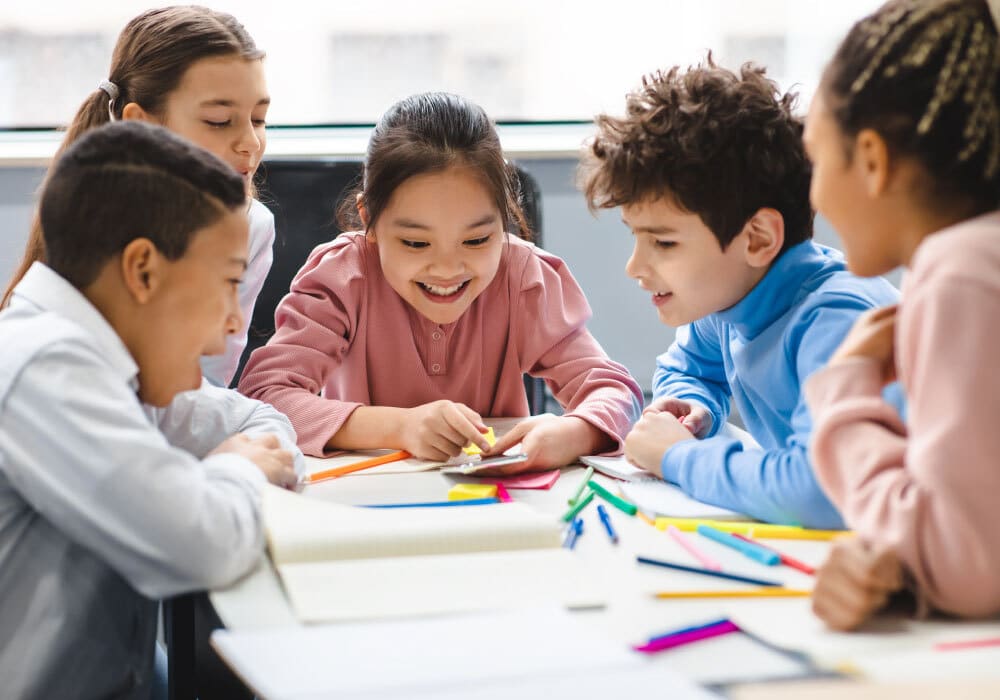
top-left (667, 524), bottom-right (723, 571)
top-left (494, 483), bottom-right (513, 503)
top-left (633, 620), bottom-right (739, 653)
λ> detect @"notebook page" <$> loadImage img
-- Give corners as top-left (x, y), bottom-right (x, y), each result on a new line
top-left (263, 485), bottom-right (561, 566)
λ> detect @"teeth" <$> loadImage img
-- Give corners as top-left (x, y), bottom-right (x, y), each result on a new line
top-left (654, 292), bottom-right (670, 297)
top-left (421, 281), bottom-right (465, 296)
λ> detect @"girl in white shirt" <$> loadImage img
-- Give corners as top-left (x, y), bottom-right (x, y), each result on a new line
top-left (1, 5), bottom-right (275, 387)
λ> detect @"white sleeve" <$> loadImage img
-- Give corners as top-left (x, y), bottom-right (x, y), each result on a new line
top-left (0, 341), bottom-right (268, 599)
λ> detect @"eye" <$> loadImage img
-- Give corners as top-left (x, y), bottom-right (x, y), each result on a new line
top-left (205, 120), bottom-right (231, 128)
top-left (228, 278), bottom-right (244, 287)
top-left (654, 240), bottom-right (677, 249)
top-left (463, 234), bottom-right (492, 247)
top-left (252, 119), bottom-right (267, 127)
top-left (401, 239), bottom-right (429, 249)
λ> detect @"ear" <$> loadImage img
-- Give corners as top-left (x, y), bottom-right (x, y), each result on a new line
top-left (853, 128), bottom-right (891, 198)
top-left (118, 238), bottom-right (163, 304)
top-left (742, 208), bottom-right (784, 268)
top-left (357, 193), bottom-right (374, 240)
top-left (121, 102), bottom-right (156, 123)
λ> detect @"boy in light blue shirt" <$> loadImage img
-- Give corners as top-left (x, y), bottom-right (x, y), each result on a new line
top-left (579, 57), bottom-right (902, 528)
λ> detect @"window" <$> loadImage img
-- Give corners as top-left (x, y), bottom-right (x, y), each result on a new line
top-left (0, 0), bottom-right (882, 128)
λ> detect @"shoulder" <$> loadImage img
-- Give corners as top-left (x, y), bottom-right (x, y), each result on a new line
top-left (794, 244), bottom-right (899, 316)
top-left (505, 235), bottom-right (575, 291)
top-left (909, 213), bottom-right (1000, 291)
top-left (291, 232), bottom-right (371, 293)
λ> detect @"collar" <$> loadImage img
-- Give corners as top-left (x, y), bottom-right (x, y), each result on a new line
top-left (13, 262), bottom-right (139, 389)
top-left (714, 241), bottom-right (843, 340)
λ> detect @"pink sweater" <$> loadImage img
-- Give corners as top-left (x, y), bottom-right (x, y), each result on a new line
top-left (239, 233), bottom-right (642, 456)
top-left (805, 211), bottom-right (1000, 617)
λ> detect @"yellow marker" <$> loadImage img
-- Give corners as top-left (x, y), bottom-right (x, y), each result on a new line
top-left (462, 426), bottom-right (496, 456)
top-left (447, 483), bottom-right (498, 501)
top-left (654, 588), bottom-right (812, 599)
top-left (653, 517), bottom-right (848, 541)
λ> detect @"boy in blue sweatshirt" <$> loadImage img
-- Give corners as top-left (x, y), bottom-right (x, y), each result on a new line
top-left (579, 57), bottom-right (902, 528)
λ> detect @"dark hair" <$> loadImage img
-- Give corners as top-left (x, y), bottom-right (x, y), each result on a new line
top-left (338, 92), bottom-right (530, 239)
top-left (821, 0), bottom-right (1000, 211)
top-left (580, 55), bottom-right (814, 253)
top-left (40, 120), bottom-right (246, 289)
top-left (2, 5), bottom-right (263, 306)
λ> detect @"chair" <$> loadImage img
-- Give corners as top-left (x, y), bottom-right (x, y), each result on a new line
top-left (238, 159), bottom-right (549, 414)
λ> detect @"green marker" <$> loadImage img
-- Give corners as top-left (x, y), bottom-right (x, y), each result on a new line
top-left (560, 489), bottom-right (595, 522)
top-left (567, 465), bottom-right (595, 506)
top-left (587, 480), bottom-right (637, 516)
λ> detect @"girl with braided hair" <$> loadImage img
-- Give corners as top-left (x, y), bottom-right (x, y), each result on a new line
top-left (803, 0), bottom-right (1000, 630)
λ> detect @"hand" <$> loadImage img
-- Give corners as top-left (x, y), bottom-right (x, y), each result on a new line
top-left (812, 538), bottom-right (904, 631)
top-left (829, 305), bottom-right (898, 386)
top-left (400, 400), bottom-right (490, 461)
top-left (644, 397), bottom-right (713, 438)
top-left (211, 433), bottom-right (298, 489)
top-left (476, 415), bottom-right (610, 475)
top-left (624, 411), bottom-right (695, 473)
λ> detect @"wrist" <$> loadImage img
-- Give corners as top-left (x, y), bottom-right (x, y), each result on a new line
top-left (564, 416), bottom-right (612, 454)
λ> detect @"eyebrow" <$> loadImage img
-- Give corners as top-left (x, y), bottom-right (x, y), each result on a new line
top-left (199, 97), bottom-right (271, 108)
top-left (391, 214), bottom-right (499, 231)
top-left (623, 219), bottom-right (680, 235)
top-left (228, 257), bottom-right (249, 271)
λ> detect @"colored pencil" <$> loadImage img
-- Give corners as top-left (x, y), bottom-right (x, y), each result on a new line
top-left (653, 588), bottom-right (812, 599)
top-left (306, 450), bottom-right (411, 483)
top-left (636, 556), bottom-right (783, 587)
top-left (732, 533), bottom-right (816, 575)
top-left (634, 620), bottom-right (739, 653)
top-left (667, 524), bottom-right (722, 571)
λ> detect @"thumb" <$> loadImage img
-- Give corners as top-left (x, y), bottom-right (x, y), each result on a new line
top-left (486, 422), bottom-right (530, 456)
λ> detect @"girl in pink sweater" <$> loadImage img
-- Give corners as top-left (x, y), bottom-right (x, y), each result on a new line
top-left (239, 92), bottom-right (642, 468)
top-left (803, 0), bottom-right (1000, 629)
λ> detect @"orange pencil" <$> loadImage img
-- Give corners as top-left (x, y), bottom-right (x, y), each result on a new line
top-left (306, 450), bottom-right (412, 484)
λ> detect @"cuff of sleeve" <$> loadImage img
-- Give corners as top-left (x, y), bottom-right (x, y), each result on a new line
top-left (804, 358), bottom-right (884, 412)
top-left (659, 436), bottom-right (699, 484)
top-left (561, 411), bottom-right (624, 456)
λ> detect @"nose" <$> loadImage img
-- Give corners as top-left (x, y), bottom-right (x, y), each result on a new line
top-left (624, 240), bottom-right (645, 280)
top-left (426, 246), bottom-right (466, 279)
top-left (225, 289), bottom-right (244, 336)
top-left (234, 119), bottom-right (262, 156)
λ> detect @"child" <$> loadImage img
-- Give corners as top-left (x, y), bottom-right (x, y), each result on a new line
top-left (579, 57), bottom-right (903, 528)
top-left (239, 92), bottom-right (642, 469)
top-left (0, 120), bottom-right (301, 698)
top-left (804, 0), bottom-right (1000, 629)
top-left (1, 5), bottom-right (273, 388)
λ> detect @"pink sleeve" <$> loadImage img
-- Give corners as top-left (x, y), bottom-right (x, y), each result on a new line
top-left (805, 278), bottom-right (1000, 617)
top-left (238, 240), bottom-right (364, 456)
top-left (515, 248), bottom-right (642, 453)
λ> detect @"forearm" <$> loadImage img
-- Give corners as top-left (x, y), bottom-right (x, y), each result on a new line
top-left (328, 405), bottom-right (410, 451)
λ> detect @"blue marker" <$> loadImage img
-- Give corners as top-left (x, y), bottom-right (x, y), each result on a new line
top-left (596, 504), bottom-right (619, 544)
top-left (564, 516), bottom-right (584, 550)
top-left (696, 524), bottom-right (780, 566)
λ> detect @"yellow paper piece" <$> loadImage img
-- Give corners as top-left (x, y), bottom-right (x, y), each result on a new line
top-left (462, 426), bottom-right (496, 456)
top-left (448, 483), bottom-right (499, 501)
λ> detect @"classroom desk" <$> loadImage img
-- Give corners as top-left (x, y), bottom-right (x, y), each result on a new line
top-left (209, 430), bottom-right (1000, 697)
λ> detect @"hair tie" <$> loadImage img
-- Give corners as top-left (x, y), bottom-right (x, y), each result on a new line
top-left (98, 80), bottom-right (119, 121)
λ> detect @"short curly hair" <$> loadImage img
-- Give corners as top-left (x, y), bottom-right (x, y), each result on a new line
top-left (580, 56), bottom-right (814, 252)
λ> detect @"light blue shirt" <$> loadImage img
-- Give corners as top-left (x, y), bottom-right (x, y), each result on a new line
top-left (0, 263), bottom-right (303, 700)
top-left (653, 241), bottom-right (904, 529)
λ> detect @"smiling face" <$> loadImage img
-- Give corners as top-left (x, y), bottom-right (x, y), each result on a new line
top-left (622, 197), bottom-right (763, 327)
top-left (370, 165), bottom-right (505, 325)
top-left (155, 55), bottom-right (269, 192)
top-left (134, 207), bottom-right (249, 405)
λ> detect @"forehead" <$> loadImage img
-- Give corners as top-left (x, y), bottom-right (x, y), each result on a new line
top-left (184, 207), bottom-right (250, 259)
top-left (171, 55), bottom-right (268, 104)
top-left (622, 196), bottom-right (692, 225)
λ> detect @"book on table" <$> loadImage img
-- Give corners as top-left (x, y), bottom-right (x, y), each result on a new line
top-left (263, 485), bottom-right (604, 622)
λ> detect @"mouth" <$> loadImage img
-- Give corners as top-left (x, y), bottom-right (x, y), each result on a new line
top-left (416, 280), bottom-right (472, 303)
top-left (652, 291), bottom-right (672, 306)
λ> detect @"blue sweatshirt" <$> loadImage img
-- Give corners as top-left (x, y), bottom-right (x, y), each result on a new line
top-left (653, 241), bottom-right (903, 529)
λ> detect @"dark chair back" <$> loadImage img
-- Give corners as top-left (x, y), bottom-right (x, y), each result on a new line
top-left (238, 159), bottom-right (547, 414)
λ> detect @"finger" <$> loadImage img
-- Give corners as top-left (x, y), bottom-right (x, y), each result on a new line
top-left (444, 405), bottom-right (491, 451)
top-left (485, 421), bottom-right (530, 456)
top-left (251, 433), bottom-right (281, 449)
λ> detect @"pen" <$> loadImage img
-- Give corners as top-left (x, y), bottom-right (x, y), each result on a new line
top-left (636, 556), bottom-right (783, 587)
top-left (653, 588), bottom-right (811, 599)
top-left (633, 620), bottom-right (740, 653)
top-left (732, 533), bottom-right (815, 575)
top-left (560, 489), bottom-right (595, 522)
top-left (306, 450), bottom-right (411, 483)
top-left (587, 480), bottom-right (638, 516)
top-left (567, 466), bottom-right (595, 506)
top-left (697, 524), bottom-right (780, 566)
top-left (564, 516), bottom-right (584, 549)
top-left (667, 524), bottom-right (722, 571)
top-left (596, 504), bottom-right (619, 544)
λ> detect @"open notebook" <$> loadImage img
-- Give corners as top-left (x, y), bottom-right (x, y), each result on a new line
top-left (264, 486), bottom-right (604, 622)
